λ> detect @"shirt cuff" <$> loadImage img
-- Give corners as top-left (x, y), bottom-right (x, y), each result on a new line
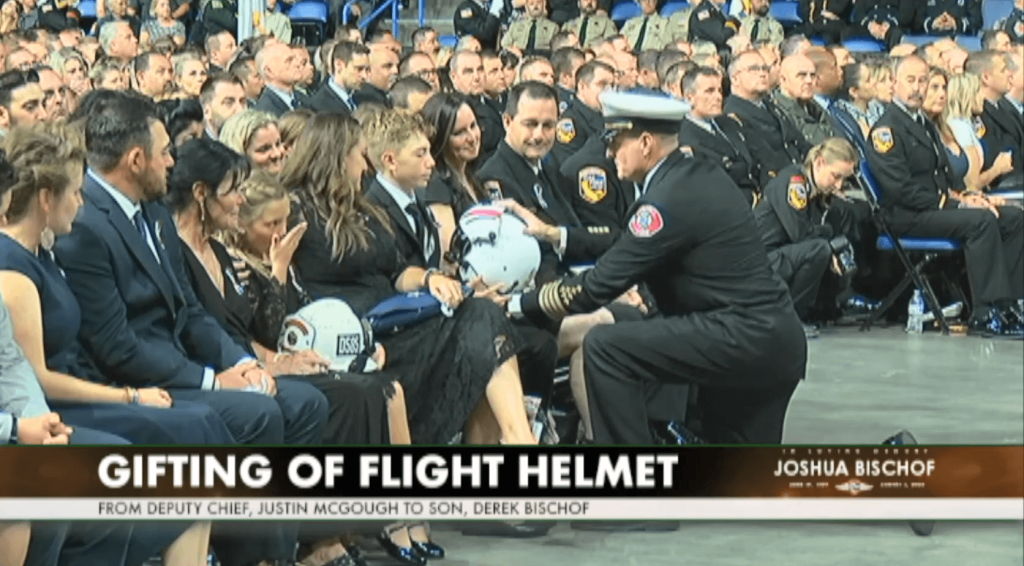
top-left (0, 413), bottom-right (12, 445)
top-left (555, 227), bottom-right (568, 256)
top-left (507, 293), bottom-right (524, 320)
top-left (202, 367), bottom-right (216, 390)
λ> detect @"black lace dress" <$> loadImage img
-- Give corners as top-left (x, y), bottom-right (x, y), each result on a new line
top-left (292, 202), bottom-right (523, 444)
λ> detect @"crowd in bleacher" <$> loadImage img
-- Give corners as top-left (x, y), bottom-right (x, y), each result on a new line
top-left (0, 0), bottom-right (1022, 565)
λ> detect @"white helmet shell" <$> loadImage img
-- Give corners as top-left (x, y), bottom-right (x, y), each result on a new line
top-left (278, 298), bottom-right (378, 373)
top-left (455, 204), bottom-right (541, 293)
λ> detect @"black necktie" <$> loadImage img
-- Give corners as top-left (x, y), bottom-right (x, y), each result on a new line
top-left (750, 18), bottom-right (761, 41)
top-left (635, 17), bottom-right (648, 50)
top-left (579, 16), bottom-right (590, 45)
top-left (405, 203), bottom-right (425, 245)
top-left (526, 20), bottom-right (538, 50)
top-left (133, 209), bottom-right (149, 242)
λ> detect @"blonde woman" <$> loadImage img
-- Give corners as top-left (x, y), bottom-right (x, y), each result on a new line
top-left (943, 72), bottom-right (1014, 192)
top-left (866, 58), bottom-right (893, 123)
top-left (220, 109), bottom-right (286, 174)
top-left (48, 47), bottom-right (90, 97)
top-left (277, 108), bottom-right (314, 159)
top-left (922, 67), bottom-right (971, 186)
top-left (89, 58), bottom-right (128, 90)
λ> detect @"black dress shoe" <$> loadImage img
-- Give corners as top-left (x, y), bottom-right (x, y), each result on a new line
top-left (376, 532), bottom-right (426, 565)
top-left (411, 540), bottom-right (445, 560)
top-left (343, 545), bottom-right (370, 566)
top-left (570, 521), bottom-right (680, 533)
top-left (459, 521), bottom-right (551, 538)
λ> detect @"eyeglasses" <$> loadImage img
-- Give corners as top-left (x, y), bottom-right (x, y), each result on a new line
top-left (741, 65), bottom-right (771, 74)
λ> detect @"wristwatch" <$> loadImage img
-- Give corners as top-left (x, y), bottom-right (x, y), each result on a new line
top-left (9, 416), bottom-right (18, 445)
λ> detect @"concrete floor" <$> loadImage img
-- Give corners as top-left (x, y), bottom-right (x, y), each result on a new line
top-left (389, 327), bottom-right (1024, 565)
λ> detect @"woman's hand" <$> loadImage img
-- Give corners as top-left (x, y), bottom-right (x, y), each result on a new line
top-left (470, 276), bottom-right (509, 307)
top-left (269, 350), bottom-right (331, 376)
top-left (428, 274), bottom-right (465, 308)
top-left (269, 222), bottom-right (307, 284)
top-left (993, 151), bottom-right (1014, 176)
top-left (137, 388), bottom-right (173, 408)
top-left (371, 343), bottom-right (386, 370)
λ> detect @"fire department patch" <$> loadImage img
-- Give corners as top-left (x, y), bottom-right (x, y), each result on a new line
top-left (787, 175), bottom-right (808, 210)
top-left (556, 118), bottom-right (576, 144)
top-left (871, 127), bottom-right (894, 153)
top-left (578, 167), bottom-right (608, 203)
top-left (628, 204), bottom-right (664, 238)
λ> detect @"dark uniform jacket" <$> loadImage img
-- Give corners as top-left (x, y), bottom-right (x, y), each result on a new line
top-left (559, 136), bottom-right (632, 229)
top-left (468, 94), bottom-right (505, 168)
top-left (477, 141), bottom-right (618, 266)
top-left (799, 0), bottom-right (853, 24)
top-left (724, 95), bottom-right (812, 181)
top-left (550, 99), bottom-right (604, 167)
top-left (914, 0), bottom-right (982, 36)
top-left (770, 92), bottom-right (835, 147)
top-left (688, 0), bottom-right (737, 50)
top-left (979, 98), bottom-right (1024, 188)
top-left (864, 101), bottom-right (965, 214)
top-left (516, 151), bottom-right (807, 383)
top-left (995, 7), bottom-right (1024, 43)
top-left (852, 0), bottom-right (915, 28)
top-left (678, 114), bottom-right (761, 205)
top-left (453, 0), bottom-right (502, 49)
top-left (754, 165), bottom-right (834, 251)
top-left (556, 86), bottom-right (575, 115)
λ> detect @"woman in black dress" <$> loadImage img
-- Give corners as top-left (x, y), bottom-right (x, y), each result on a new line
top-left (283, 112), bottom-right (539, 447)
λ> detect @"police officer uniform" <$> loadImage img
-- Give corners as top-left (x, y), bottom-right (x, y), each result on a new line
top-left (771, 91), bottom-right (836, 146)
top-left (678, 111), bottom-right (761, 206)
top-left (688, 0), bottom-right (738, 51)
top-left (551, 98), bottom-right (605, 166)
top-left (556, 85), bottom-right (575, 115)
top-left (621, 11), bottom-right (672, 51)
top-left (739, 11), bottom-right (785, 45)
top-left (562, 11), bottom-right (618, 48)
top-left (849, 0), bottom-right (914, 48)
top-left (454, 0), bottom-right (502, 49)
top-left (559, 135), bottom-right (633, 228)
top-left (502, 16), bottom-right (560, 51)
top-left (914, 0), bottom-right (982, 37)
top-left (507, 92), bottom-right (807, 445)
top-left (667, 6), bottom-right (696, 43)
top-left (724, 94), bottom-right (813, 183)
top-left (865, 100), bottom-right (1024, 335)
top-left (755, 165), bottom-right (836, 318)
top-left (995, 4), bottom-right (1024, 44)
top-left (979, 98), bottom-right (1024, 189)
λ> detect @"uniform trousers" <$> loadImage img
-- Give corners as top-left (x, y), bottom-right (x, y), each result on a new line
top-left (888, 205), bottom-right (1024, 307)
top-left (767, 240), bottom-right (832, 319)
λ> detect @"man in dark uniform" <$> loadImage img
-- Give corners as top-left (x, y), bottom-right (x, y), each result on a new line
top-left (450, 50), bottom-right (505, 167)
top-left (849, 0), bottom-right (914, 49)
top-left (914, 0), bottom-right (982, 37)
top-left (688, 0), bottom-right (739, 51)
top-left (453, 0), bottom-right (502, 50)
top-left (680, 66), bottom-right (761, 206)
top-left (865, 55), bottom-right (1024, 338)
top-left (506, 91), bottom-right (807, 445)
top-left (994, 0), bottom-right (1024, 45)
top-left (559, 136), bottom-right (632, 228)
top-left (725, 50), bottom-right (813, 184)
top-left (551, 60), bottom-right (614, 166)
top-left (966, 51), bottom-right (1024, 190)
top-left (552, 46), bottom-right (585, 114)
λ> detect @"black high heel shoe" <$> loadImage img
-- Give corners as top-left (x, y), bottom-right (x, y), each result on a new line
top-left (408, 523), bottom-right (445, 560)
top-left (377, 528), bottom-right (426, 566)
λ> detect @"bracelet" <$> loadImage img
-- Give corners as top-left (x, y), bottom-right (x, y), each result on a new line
top-left (422, 268), bottom-right (441, 289)
top-left (125, 386), bottom-right (140, 405)
top-left (9, 416), bottom-right (18, 445)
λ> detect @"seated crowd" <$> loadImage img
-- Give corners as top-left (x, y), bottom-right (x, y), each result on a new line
top-left (1, 1), bottom-right (1023, 565)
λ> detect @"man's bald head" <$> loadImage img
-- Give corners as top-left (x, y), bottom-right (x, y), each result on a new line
top-left (780, 54), bottom-right (817, 100)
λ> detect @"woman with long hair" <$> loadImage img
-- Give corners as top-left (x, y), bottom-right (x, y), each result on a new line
top-left (941, 72), bottom-right (1015, 192)
top-left (219, 110), bottom-right (286, 174)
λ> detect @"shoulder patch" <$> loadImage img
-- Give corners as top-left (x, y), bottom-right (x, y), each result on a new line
top-left (1015, 21), bottom-right (1023, 36)
top-left (787, 175), bottom-right (808, 210)
top-left (556, 118), bottom-right (576, 144)
top-left (628, 204), bottom-right (664, 238)
top-left (460, 7), bottom-right (473, 18)
top-left (973, 116), bottom-right (986, 138)
top-left (679, 145), bottom-right (693, 158)
top-left (483, 179), bottom-right (504, 200)
top-left (871, 127), bottom-right (894, 154)
top-left (697, 9), bottom-right (710, 20)
top-left (559, 100), bottom-right (569, 114)
top-left (578, 166), bottom-right (608, 203)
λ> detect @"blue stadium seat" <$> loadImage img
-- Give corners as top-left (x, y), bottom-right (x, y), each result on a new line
top-left (900, 35), bottom-right (935, 46)
top-left (842, 37), bottom-right (885, 52)
top-left (956, 34), bottom-right (982, 51)
top-left (769, 1), bottom-right (801, 27)
top-left (78, 0), bottom-right (96, 18)
top-left (875, 236), bottom-right (961, 252)
top-left (439, 34), bottom-right (458, 48)
top-left (661, 0), bottom-right (689, 17)
top-left (611, 1), bottom-right (642, 25)
top-left (289, 0), bottom-right (328, 21)
top-left (983, 0), bottom-right (1014, 30)
top-left (809, 35), bottom-right (827, 46)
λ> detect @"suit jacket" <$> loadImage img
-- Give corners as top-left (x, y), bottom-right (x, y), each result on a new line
top-left (304, 81), bottom-right (356, 115)
top-left (979, 98), bottom-right (1024, 187)
top-left (365, 177), bottom-right (441, 269)
top-left (355, 83), bottom-right (391, 109)
top-left (724, 94), bottom-right (813, 180)
top-left (561, 13), bottom-right (617, 48)
top-left (252, 87), bottom-right (293, 117)
top-left (53, 174), bottom-right (249, 390)
top-left (678, 115), bottom-right (760, 204)
top-left (621, 14), bottom-right (671, 51)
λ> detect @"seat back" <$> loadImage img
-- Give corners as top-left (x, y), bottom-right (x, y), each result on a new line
top-left (289, 0), bottom-right (328, 21)
top-left (770, 1), bottom-right (801, 27)
top-left (611, 1), bottom-right (642, 25)
top-left (983, 0), bottom-right (1014, 29)
top-left (661, 1), bottom-right (690, 17)
top-left (842, 37), bottom-right (885, 52)
top-left (956, 35), bottom-right (982, 51)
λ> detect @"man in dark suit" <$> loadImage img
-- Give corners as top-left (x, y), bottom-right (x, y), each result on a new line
top-left (199, 73), bottom-right (247, 141)
top-left (305, 41), bottom-right (369, 116)
top-left (865, 56), bottom-right (1023, 338)
top-left (966, 51), bottom-right (1024, 190)
top-left (252, 41), bottom-right (303, 117)
top-left (724, 50), bottom-right (813, 183)
top-left (450, 50), bottom-right (504, 167)
top-left (680, 66), bottom-right (761, 206)
top-left (354, 44), bottom-right (397, 109)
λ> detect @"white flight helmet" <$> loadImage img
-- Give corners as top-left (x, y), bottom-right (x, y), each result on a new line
top-left (278, 298), bottom-right (379, 373)
top-left (449, 204), bottom-right (541, 293)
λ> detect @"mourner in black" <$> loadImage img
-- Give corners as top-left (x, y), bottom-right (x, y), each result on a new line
top-left (966, 51), bottom-right (1024, 190)
top-left (509, 91), bottom-right (807, 445)
top-left (865, 56), bottom-right (1024, 338)
top-left (450, 51), bottom-right (505, 167)
top-left (797, 0), bottom-right (854, 45)
top-left (755, 141), bottom-right (863, 332)
top-left (688, 0), bottom-right (738, 51)
top-left (453, 0), bottom-right (502, 50)
top-left (914, 0), bottom-right (982, 37)
top-left (725, 51), bottom-right (813, 184)
top-left (680, 66), bottom-right (761, 206)
top-left (559, 135), bottom-right (633, 229)
top-left (550, 60), bottom-right (615, 167)
top-left (304, 41), bottom-right (368, 116)
top-left (849, 0), bottom-right (913, 49)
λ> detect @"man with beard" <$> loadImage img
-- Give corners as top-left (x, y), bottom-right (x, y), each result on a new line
top-left (199, 73), bottom-right (247, 141)
top-left (306, 41), bottom-right (370, 116)
top-left (740, 0), bottom-right (784, 45)
top-left (561, 0), bottom-right (617, 49)
top-left (35, 66), bottom-right (69, 121)
top-left (133, 52), bottom-right (173, 101)
top-left (0, 69), bottom-right (46, 137)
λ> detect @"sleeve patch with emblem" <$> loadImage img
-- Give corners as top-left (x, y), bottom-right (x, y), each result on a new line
top-left (460, 7), bottom-right (473, 18)
top-left (973, 117), bottom-right (986, 138)
top-left (698, 9), bottom-right (710, 20)
top-left (556, 118), bottom-right (576, 144)
top-left (578, 166), bottom-right (608, 203)
top-left (628, 204), bottom-right (664, 238)
top-left (787, 175), bottom-right (808, 210)
top-left (679, 145), bottom-right (694, 158)
top-left (871, 127), bottom-right (894, 153)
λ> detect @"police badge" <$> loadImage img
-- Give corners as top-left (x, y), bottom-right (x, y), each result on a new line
top-left (578, 166), bottom-right (608, 203)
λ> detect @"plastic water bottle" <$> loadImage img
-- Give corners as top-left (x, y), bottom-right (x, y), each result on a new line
top-left (906, 289), bottom-right (924, 334)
